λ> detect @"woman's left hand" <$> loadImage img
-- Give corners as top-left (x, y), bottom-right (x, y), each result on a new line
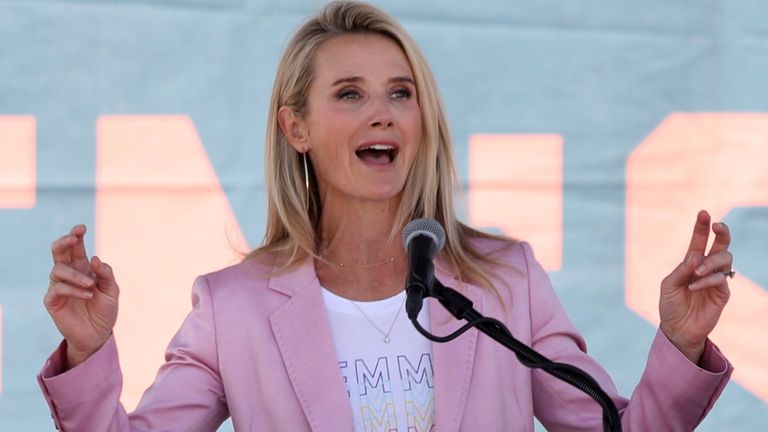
top-left (659, 210), bottom-right (733, 364)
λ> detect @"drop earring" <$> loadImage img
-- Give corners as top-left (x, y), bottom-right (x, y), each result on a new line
top-left (303, 152), bottom-right (309, 210)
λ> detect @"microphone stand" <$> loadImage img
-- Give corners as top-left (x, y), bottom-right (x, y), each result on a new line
top-left (408, 279), bottom-right (623, 432)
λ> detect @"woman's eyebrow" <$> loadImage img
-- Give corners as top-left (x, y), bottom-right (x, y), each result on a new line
top-left (330, 76), bottom-right (415, 86)
top-left (390, 76), bottom-right (415, 85)
top-left (331, 76), bottom-right (362, 86)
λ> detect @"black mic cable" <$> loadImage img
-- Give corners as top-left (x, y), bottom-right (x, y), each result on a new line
top-left (401, 218), bottom-right (622, 432)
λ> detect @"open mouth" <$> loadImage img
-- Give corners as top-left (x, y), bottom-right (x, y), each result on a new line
top-left (355, 144), bottom-right (399, 165)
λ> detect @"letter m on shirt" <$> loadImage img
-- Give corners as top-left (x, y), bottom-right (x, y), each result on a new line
top-left (355, 357), bottom-right (392, 396)
top-left (397, 354), bottom-right (434, 391)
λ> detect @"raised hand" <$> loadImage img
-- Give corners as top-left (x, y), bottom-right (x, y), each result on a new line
top-left (44, 225), bottom-right (119, 369)
top-left (659, 210), bottom-right (733, 364)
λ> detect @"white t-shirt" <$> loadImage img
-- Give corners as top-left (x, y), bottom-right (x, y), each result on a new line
top-left (321, 287), bottom-right (435, 432)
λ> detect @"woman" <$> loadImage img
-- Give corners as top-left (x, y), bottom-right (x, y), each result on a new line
top-left (39, 1), bottom-right (734, 431)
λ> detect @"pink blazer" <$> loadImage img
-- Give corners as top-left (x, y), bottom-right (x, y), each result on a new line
top-left (38, 241), bottom-right (733, 431)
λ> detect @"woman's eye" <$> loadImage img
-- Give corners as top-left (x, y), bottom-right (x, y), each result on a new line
top-left (337, 89), bottom-right (361, 100)
top-left (391, 88), bottom-right (412, 99)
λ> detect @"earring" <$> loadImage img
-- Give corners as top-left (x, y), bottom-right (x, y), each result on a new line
top-left (303, 152), bottom-right (309, 210)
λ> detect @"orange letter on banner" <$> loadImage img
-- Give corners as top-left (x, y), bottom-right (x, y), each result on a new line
top-left (468, 134), bottom-right (563, 270)
top-left (626, 113), bottom-right (768, 402)
top-left (96, 116), bottom-right (249, 409)
top-left (0, 116), bottom-right (36, 208)
top-left (0, 116), bottom-right (36, 395)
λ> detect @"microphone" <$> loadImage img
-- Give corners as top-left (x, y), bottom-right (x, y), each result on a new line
top-left (402, 218), bottom-right (446, 320)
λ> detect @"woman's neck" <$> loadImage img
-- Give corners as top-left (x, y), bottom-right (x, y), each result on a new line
top-left (315, 197), bottom-right (408, 301)
top-left (317, 198), bottom-right (404, 264)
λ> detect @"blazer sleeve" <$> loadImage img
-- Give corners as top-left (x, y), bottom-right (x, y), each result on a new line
top-left (37, 275), bottom-right (229, 432)
top-left (520, 242), bottom-right (733, 431)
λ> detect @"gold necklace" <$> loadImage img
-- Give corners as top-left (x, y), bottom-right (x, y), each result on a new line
top-left (337, 257), bottom-right (395, 268)
top-left (320, 256), bottom-right (396, 268)
top-left (317, 254), bottom-right (401, 342)
top-left (349, 294), bottom-right (407, 344)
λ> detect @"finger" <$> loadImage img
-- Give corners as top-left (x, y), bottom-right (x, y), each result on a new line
top-left (45, 281), bottom-right (94, 304)
top-left (686, 210), bottom-right (712, 258)
top-left (693, 250), bottom-right (734, 278)
top-left (50, 263), bottom-right (96, 289)
top-left (69, 224), bottom-right (86, 236)
top-left (70, 224), bottom-right (89, 262)
top-left (91, 256), bottom-right (119, 296)
top-left (50, 225), bottom-right (87, 264)
top-left (685, 210), bottom-right (711, 256)
top-left (707, 222), bottom-right (731, 256)
top-left (51, 234), bottom-right (76, 264)
top-left (688, 271), bottom-right (730, 291)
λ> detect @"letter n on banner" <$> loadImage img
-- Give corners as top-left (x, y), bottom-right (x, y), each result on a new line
top-left (627, 113), bottom-right (768, 403)
top-left (468, 134), bottom-right (563, 271)
top-left (96, 116), bottom-right (248, 410)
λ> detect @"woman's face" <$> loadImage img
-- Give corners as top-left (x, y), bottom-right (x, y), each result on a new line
top-left (296, 33), bottom-right (422, 206)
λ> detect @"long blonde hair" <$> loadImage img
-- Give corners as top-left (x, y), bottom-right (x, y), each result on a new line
top-left (251, 0), bottom-right (515, 290)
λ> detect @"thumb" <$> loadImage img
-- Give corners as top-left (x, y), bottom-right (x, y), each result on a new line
top-left (664, 254), bottom-right (699, 288)
top-left (91, 256), bottom-right (120, 297)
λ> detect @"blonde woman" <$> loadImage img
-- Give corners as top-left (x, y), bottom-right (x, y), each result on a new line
top-left (39, 1), bottom-right (733, 431)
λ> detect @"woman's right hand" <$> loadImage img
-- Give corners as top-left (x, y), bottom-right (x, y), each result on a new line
top-left (44, 224), bottom-right (119, 369)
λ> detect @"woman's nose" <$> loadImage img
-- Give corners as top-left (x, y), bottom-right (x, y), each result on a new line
top-left (368, 99), bottom-right (394, 128)
top-left (369, 117), bottom-right (394, 128)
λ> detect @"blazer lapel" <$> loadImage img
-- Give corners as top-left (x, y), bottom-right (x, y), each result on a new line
top-left (268, 261), bottom-right (354, 432)
top-left (431, 267), bottom-right (484, 432)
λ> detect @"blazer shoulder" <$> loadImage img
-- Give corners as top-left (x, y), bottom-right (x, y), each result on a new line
top-left (467, 235), bottom-right (531, 269)
top-left (200, 252), bottom-right (277, 294)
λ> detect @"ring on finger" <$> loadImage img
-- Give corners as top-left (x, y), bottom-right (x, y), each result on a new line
top-left (721, 270), bottom-right (736, 279)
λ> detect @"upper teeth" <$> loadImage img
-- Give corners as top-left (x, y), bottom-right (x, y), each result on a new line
top-left (361, 144), bottom-right (394, 151)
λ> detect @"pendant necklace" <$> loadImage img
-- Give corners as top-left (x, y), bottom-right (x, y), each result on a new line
top-left (349, 294), bottom-right (407, 344)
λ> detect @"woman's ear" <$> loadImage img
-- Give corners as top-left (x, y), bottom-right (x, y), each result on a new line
top-left (277, 106), bottom-right (310, 152)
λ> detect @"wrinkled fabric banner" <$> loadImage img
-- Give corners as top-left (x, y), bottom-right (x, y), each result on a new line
top-left (1, 0), bottom-right (766, 430)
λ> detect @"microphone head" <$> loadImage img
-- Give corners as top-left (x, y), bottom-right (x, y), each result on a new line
top-left (402, 218), bottom-right (447, 252)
